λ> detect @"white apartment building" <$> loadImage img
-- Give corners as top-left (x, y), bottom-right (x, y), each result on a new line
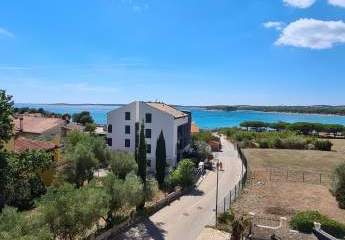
top-left (107, 101), bottom-right (192, 172)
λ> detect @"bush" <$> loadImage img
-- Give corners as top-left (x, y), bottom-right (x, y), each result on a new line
top-left (169, 159), bottom-right (196, 188)
top-left (0, 206), bottom-right (52, 239)
top-left (39, 182), bottom-right (109, 240)
top-left (272, 138), bottom-right (284, 149)
top-left (109, 151), bottom-right (137, 180)
top-left (257, 139), bottom-right (270, 148)
top-left (333, 163), bottom-right (345, 209)
top-left (290, 211), bottom-right (345, 238)
top-left (314, 140), bottom-right (333, 151)
top-left (192, 130), bottom-right (219, 143)
top-left (281, 136), bottom-right (307, 150)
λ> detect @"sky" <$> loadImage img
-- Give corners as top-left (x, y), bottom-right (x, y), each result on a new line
top-left (1, 0), bottom-right (345, 106)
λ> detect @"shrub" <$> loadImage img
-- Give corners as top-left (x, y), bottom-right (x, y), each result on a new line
top-left (109, 151), bottom-right (137, 180)
top-left (170, 159), bottom-right (196, 188)
top-left (39, 183), bottom-right (109, 240)
top-left (257, 139), bottom-right (270, 148)
top-left (272, 138), bottom-right (284, 149)
top-left (0, 206), bottom-right (52, 239)
top-left (314, 140), bottom-right (333, 151)
top-left (333, 163), bottom-right (345, 209)
top-left (290, 211), bottom-right (345, 238)
top-left (281, 136), bottom-right (307, 150)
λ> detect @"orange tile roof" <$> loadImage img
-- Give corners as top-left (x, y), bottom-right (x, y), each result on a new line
top-left (14, 116), bottom-right (65, 134)
top-left (191, 123), bottom-right (200, 134)
top-left (15, 137), bottom-right (57, 153)
top-left (146, 102), bottom-right (187, 119)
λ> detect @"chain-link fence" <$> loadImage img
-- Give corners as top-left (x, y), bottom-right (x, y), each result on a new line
top-left (216, 143), bottom-right (248, 215)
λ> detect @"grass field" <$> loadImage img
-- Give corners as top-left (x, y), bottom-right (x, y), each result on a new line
top-left (243, 147), bottom-right (345, 173)
top-left (232, 139), bottom-right (345, 229)
top-left (330, 139), bottom-right (345, 153)
top-left (232, 181), bottom-right (345, 224)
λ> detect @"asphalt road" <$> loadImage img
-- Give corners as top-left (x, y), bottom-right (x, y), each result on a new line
top-left (115, 136), bottom-right (244, 240)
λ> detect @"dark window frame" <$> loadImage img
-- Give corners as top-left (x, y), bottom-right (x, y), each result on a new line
top-left (145, 129), bottom-right (152, 139)
top-left (125, 112), bottom-right (131, 120)
top-left (108, 124), bottom-right (112, 133)
top-left (147, 144), bottom-right (151, 154)
top-left (145, 113), bottom-right (152, 123)
top-left (107, 138), bottom-right (112, 146)
top-left (125, 139), bottom-right (130, 148)
top-left (125, 125), bottom-right (130, 134)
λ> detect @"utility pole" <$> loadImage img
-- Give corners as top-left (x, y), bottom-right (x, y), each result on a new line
top-left (215, 159), bottom-right (219, 227)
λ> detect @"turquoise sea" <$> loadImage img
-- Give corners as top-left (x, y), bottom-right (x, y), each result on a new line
top-left (15, 103), bottom-right (345, 129)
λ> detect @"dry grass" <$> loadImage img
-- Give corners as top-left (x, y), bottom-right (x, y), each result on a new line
top-left (232, 181), bottom-right (345, 224)
top-left (330, 139), bottom-right (345, 153)
top-left (243, 148), bottom-right (345, 173)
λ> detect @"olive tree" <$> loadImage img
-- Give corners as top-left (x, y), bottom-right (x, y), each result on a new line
top-left (63, 144), bottom-right (98, 188)
top-left (109, 151), bottom-right (137, 180)
top-left (102, 172), bottom-right (143, 226)
top-left (0, 206), bottom-right (52, 240)
top-left (39, 182), bottom-right (108, 240)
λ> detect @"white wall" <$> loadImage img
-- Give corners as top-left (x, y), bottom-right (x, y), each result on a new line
top-left (107, 101), bottom-right (137, 152)
top-left (107, 101), bottom-right (189, 172)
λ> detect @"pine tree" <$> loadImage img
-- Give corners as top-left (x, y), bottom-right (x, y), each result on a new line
top-left (155, 130), bottom-right (166, 188)
top-left (137, 121), bottom-right (147, 209)
top-left (137, 121), bottom-right (147, 184)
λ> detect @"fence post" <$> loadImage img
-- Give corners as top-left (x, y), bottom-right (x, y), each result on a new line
top-left (229, 190), bottom-right (232, 208)
top-left (303, 172), bottom-right (305, 182)
top-left (320, 173), bottom-right (322, 184)
top-left (224, 197), bottom-right (226, 212)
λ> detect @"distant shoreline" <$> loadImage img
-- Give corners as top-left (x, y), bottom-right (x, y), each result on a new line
top-left (15, 103), bottom-right (345, 117)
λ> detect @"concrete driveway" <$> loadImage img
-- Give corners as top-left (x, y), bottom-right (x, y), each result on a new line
top-left (115, 136), bottom-right (244, 240)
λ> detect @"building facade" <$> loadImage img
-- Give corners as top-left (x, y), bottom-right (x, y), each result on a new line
top-left (107, 101), bottom-right (191, 172)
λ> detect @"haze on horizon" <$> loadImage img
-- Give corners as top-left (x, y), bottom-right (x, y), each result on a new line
top-left (1, 0), bottom-right (345, 106)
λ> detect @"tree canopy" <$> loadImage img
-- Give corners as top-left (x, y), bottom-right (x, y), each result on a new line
top-left (169, 159), bottom-right (196, 188)
top-left (39, 182), bottom-right (108, 240)
top-left (0, 90), bottom-right (14, 149)
top-left (0, 206), bottom-right (52, 240)
top-left (155, 131), bottom-right (166, 187)
top-left (109, 151), bottom-right (137, 180)
top-left (2, 150), bottom-right (53, 210)
top-left (62, 130), bottom-right (110, 186)
top-left (72, 111), bottom-right (94, 125)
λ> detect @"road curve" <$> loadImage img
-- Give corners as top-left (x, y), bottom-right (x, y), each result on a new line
top-left (115, 136), bottom-right (244, 240)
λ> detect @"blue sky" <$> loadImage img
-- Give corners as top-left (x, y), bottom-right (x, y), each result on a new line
top-left (1, 0), bottom-right (345, 105)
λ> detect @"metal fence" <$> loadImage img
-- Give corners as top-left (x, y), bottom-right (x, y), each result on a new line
top-left (250, 168), bottom-right (333, 186)
top-left (216, 143), bottom-right (248, 215)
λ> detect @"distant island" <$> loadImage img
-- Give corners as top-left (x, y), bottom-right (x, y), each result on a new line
top-left (204, 105), bottom-right (345, 116)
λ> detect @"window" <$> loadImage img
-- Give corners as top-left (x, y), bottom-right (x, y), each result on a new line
top-left (108, 124), bottom-right (112, 133)
top-left (145, 113), bottom-right (152, 123)
top-left (147, 144), bottom-right (151, 154)
top-left (125, 139), bottom-right (130, 148)
top-left (145, 129), bottom-right (152, 138)
top-left (125, 112), bottom-right (131, 120)
top-left (107, 138), bottom-right (112, 146)
top-left (125, 125), bottom-right (130, 134)
top-left (147, 159), bottom-right (151, 167)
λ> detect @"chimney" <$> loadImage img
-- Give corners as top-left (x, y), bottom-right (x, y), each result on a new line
top-left (19, 116), bottom-right (24, 132)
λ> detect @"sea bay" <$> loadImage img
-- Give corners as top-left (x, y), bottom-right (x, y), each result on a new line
top-left (15, 103), bottom-right (345, 129)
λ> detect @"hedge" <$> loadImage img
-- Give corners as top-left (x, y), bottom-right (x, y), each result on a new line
top-left (290, 211), bottom-right (345, 238)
